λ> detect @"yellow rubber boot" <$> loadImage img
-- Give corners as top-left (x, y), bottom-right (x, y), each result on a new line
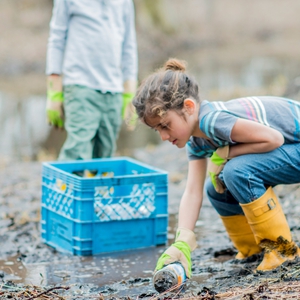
top-left (220, 215), bottom-right (262, 259)
top-left (241, 187), bottom-right (299, 271)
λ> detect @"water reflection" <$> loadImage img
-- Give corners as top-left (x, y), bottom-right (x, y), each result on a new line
top-left (0, 93), bottom-right (49, 160)
top-left (0, 93), bottom-right (160, 161)
top-left (0, 255), bottom-right (26, 282)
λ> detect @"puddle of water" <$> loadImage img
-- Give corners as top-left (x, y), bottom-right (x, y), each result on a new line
top-left (0, 215), bottom-right (178, 289)
top-left (0, 210), bottom-right (232, 295)
top-left (0, 255), bottom-right (26, 282)
top-left (29, 248), bottom-right (161, 286)
top-left (0, 248), bottom-right (165, 295)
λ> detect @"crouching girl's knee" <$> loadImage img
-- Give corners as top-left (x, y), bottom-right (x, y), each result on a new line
top-left (222, 160), bottom-right (244, 188)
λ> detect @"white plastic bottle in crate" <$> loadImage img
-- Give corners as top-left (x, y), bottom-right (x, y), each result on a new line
top-left (153, 262), bottom-right (186, 293)
top-left (137, 200), bottom-right (155, 217)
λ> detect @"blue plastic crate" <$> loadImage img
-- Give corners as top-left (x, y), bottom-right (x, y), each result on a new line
top-left (41, 157), bottom-right (168, 255)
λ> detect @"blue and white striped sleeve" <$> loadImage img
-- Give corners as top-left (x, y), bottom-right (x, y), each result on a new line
top-left (200, 111), bottom-right (238, 143)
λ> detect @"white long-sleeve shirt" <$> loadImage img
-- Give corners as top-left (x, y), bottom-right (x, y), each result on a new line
top-left (46, 0), bottom-right (138, 93)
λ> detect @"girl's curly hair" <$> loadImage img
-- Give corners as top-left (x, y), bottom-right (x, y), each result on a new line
top-left (133, 58), bottom-right (200, 122)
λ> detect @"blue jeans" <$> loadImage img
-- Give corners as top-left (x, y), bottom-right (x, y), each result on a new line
top-left (205, 143), bottom-right (300, 216)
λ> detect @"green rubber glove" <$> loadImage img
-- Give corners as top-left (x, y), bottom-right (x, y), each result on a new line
top-left (46, 75), bottom-right (64, 129)
top-left (122, 93), bottom-right (137, 128)
top-left (208, 145), bottom-right (230, 193)
top-left (155, 228), bottom-right (197, 278)
top-left (46, 90), bottom-right (64, 128)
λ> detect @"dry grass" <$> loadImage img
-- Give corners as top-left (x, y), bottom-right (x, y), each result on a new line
top-left (214, 281), bottom-right (300, 299)
top-left (156, 280), bottom-right (300, 300)
top-left (0, 284), bottom-right (70, 300)
top-left (2, 280), bottom-right (300, 299)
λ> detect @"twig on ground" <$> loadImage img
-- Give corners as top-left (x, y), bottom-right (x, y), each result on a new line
top-left (25, 286), bottom-right (70, 300)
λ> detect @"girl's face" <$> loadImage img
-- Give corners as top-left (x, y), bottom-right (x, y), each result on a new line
top-left (145, 109), bottom-right (195, 148)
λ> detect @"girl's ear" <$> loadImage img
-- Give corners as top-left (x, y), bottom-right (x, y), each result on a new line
top-left (183, 98), bottom-right (196, 115)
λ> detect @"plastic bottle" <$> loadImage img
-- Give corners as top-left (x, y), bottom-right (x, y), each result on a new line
top-left (153, 262), bottom-right (186, 293)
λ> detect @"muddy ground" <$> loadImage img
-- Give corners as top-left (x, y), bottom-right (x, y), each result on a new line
top-left (1, 142), bottom-right (300, 299)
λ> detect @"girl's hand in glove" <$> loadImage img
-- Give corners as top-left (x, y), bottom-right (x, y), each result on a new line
top-left (155, 227), bottom-right (197, 278)
top-left (208, 145), bottom-right (230, 193)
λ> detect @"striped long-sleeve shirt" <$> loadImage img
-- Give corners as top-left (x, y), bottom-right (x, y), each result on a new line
top-left (46, 0), bottom-right (138, 93)
top-left (187, 96), bottom-right (300, 160)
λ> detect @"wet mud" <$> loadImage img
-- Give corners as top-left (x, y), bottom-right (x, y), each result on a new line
top-left (259, 236), bottom-right (299, 257)
top-left (1, 143), bottom-right (300, 299)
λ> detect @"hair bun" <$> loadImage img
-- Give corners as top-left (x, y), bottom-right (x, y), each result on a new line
top-left (163, 58), bottom-right (186, 72)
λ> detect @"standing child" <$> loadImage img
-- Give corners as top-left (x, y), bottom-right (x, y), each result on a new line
top-left (46, 0), bottom-right (138, 160)
top-left (132, 58), bottom-right (300, 278)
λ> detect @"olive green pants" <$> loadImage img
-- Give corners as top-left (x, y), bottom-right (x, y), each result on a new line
top-left (58, 85), bottom-right (122, 161)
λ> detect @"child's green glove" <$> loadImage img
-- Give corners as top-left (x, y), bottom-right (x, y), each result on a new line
top-left (46, 90), bottom-right (64, 128)
top-left (122, 93), bottom-right (137, 128)
top-left (208, 145), bottom-right (230, 193)
top-left (155, 228), bottom-right (197, 278)
top-left (46, 75), bottom-right (64, 129)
